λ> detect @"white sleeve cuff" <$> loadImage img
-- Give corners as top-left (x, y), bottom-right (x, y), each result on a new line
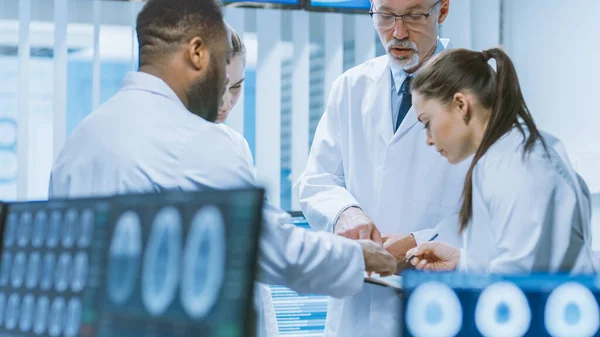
top-left (331, 204), bottom-right (361, 233)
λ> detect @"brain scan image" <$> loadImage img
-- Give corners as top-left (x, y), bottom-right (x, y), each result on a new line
top-left (32, 211), bottom-right (47, 248)
top-left (48, 297), bottom-right (66, 337)
top-left (33, 296), bottom-right (50, 335)
top-left (405, 281), bottom-right (463, 337)
top-left (108, 211), bottom-right (142, 305)
top-left (0, 293), bottom-right (6, 327)
top-left (25, 252), bottom-right (41, 289)
top-left (47, 211), bottom-right (62, 248)
top-left (181, 206), bottom-right (226, 318)
top-left (64, 298), bottom-right (82, 337)
top-left (19, 294), bottom-right (35, 333)
top-left (11, 252), bottom-right (26, 288)
top-left (55, 253), bottom-right (72, 292)
top-left (5, 293), bottom-right (20, 330)
top-left (78, 209), bottom-right (94, 248)
top-left (4, 213), bottom-right (17, 247)
top-left (17, 212), bottom-right (33, 247)
top-left (62, 209), bottom-right (79, 248)
top-left (0, 252), bottom-right (12, 287)
top-left (71, 252), bottom-right (88, 293)
top-left (40, 254), bottom-right (56, 291)
top-left (475, 282), bottom-right (531, 337)
top-left (142, 207), bottom-right (182, 316)
top-left (545, 282), bottom-right (600, 337)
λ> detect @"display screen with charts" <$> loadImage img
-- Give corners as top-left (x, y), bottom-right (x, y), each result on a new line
top-left (305, 0), bottom-right (370, 13)
top-left (0, 188), bottom-right (264, 337)
top-left (401, 271), bottom-right (600, 337)
top-left (223, 0), bottom-right (301, 9)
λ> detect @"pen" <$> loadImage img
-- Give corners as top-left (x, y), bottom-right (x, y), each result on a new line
top-left (405, 233), bottom-right (438, 263)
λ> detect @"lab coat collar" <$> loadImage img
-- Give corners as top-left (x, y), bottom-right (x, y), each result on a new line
top-left (364, 59), bottom-right (395, 144)
top-left (120, 71), bottom-right (188, 111)
top-left (365, 38), bottom-right (451, 145)
top-left (390, 37), bottom-right (448, 94)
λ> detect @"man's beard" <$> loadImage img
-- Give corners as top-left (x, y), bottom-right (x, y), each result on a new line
top-left (186, 55), bottom-right (222, 122)
top-left (386, 38), bottom-right (419, 71)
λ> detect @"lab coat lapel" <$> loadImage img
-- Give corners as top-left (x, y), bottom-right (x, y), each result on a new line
top-left (394, 106), bottom-right (418, 140)
top-left (363, 58), bottom-right (394, 145)
top-left (392, 38), bottom-right (452, 142)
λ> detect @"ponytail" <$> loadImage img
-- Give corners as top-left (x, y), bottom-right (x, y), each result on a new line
top-left (411, 47), bottom-right (546, 232)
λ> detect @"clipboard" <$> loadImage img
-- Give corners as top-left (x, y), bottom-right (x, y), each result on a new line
top-left (364, 274), bottom-right (403, 290)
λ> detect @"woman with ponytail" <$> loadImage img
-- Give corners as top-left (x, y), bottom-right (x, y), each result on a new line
top-left (404, 48), bottom-right (598, 274)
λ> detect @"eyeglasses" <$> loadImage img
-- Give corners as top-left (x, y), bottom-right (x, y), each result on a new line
top-left (370, 0), bottom-right (441, 30)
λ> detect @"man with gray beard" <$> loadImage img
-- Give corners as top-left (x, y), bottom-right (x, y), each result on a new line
top-left (296, 0), bottom-right (469, 336)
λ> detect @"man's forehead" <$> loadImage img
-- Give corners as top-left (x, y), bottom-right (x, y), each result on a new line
top-left (373, 0), bottom-right (431, 10)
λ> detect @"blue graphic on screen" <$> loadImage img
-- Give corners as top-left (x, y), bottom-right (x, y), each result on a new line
top-left (403, 272), bottom-right (600, 337)
top-left (310, 0), bottom-right (370, 10)
top-left (225, 0), bottom-right (299, 4)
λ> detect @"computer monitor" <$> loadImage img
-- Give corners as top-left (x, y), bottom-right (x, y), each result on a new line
top-left (0, 188), bottom-right (265, 337)
top-left (223, 0), bottom-right (303, 10)
top-left (304, 0), bottom-right (371, 14)
top-left (401, 271), bottom-right (600, 337)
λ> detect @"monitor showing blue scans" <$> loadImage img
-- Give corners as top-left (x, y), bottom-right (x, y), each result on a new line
top-left (0, 198), bottom-right (112, 337)
top-left (306, 0), bottom-right (371, 13)
top-left (0, 188), bottom-right (264, 337)
top-left (402, 271), bottom-right (600, 337)
top-left (102, 189), bottom-right (264, 337)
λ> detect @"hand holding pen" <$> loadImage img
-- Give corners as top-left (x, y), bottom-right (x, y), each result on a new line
top-left (405, 234), bottom-right (461, 271)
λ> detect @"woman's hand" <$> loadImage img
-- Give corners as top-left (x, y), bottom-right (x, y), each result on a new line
top-left (405, 242), bottom-right (460, 271)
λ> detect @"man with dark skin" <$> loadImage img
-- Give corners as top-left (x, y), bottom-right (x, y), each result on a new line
top-left (49, 3), bottom-right (397, 336)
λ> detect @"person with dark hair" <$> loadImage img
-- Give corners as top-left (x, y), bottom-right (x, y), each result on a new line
top-left (405, 47), bottom-right (598, 274)
top-left (48, 0), bottom-right (397, 328)
top-left (217, 23), bottom-right (246, 124)
top-left (214, 24), bottom-right (280, 337)
top-left (215, 24), bottom-right (253, 172)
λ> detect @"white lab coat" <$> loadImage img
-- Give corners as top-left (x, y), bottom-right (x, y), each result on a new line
top-left (49, 72), bottom-right (367, 337)
top-left (217, 123), bottom-right (280, 337)
top-left (460, 127), bottom-right (599, 274)
top-left (296, 40), bottom-right (469, 337)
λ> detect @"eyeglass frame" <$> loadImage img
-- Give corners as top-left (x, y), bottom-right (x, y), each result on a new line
top-left (369, 0), bottom-right (442, 29)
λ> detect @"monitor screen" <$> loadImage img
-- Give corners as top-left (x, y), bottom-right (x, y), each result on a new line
top-left (224, 0), bottom-right (302, 9)
top-left (401, 271), bottom-right (600, 337)
top-left (305, 0), bottom-right (371, 13)
top-left (0, 189), bottom-right (264, 337)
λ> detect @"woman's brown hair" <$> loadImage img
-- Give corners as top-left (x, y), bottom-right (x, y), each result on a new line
top-left (225, 23), bottom-right (246, 59)
top-left (411, 47), bottom-right (546, 232)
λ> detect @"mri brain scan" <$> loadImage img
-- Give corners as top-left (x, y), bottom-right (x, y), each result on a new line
top-left (545, 282), bottom-right (600, 337)
top-left (405, 281), bottom-right (463, 337)
top-left (475, 282), bottom-right (531, 337)
top-left (108, 211), bottom-right (142, 305)
top-left (181, 206), bottom-right (226, 318)
top-left (142, 207), bottom-right (182, 316)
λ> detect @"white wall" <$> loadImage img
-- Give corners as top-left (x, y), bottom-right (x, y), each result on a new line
top-left (502, 0), bottom-right (600, 250)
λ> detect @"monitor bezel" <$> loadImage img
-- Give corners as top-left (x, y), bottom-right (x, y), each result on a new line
top-left (223, 0), bottom-right (305, 10)
top-left (303, 0), bottom-right (371, 14)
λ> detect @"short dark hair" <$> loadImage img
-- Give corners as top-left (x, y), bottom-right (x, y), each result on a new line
top-left (136, 0), bottom-right (225, 66)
